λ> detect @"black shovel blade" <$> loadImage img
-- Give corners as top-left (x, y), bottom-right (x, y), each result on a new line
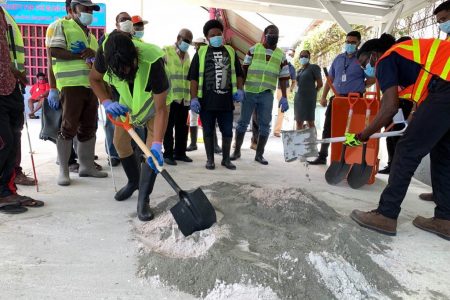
top-left (325, 145), bottom-right (351, 185)
top-left (347, 144), bottom-right (373, 189)
top-left (170, 188), bottom-right (217, 237)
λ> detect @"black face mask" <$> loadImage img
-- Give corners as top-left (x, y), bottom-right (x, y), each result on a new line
top-left (266, 35), bottom-right (278, 46)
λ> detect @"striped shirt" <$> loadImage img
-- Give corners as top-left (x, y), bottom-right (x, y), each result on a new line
top-left (243, 45), bottom-right (290, 79)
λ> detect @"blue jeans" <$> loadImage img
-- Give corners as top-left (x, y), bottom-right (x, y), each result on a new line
top-left (236, 90), bottom-right (274, 137)
top-left (200, 110), bottom-right (233, 138)
top-left (105, 117), bottom-right (119, 159)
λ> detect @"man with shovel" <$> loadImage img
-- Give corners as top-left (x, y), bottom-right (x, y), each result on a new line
top-left (348, 34), bottom-right (450, 241)
top-left (90, 32), bottom-right (169, 221)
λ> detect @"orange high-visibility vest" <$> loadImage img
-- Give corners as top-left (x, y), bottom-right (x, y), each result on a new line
top-left (377, 39), bottom-right (450, 104)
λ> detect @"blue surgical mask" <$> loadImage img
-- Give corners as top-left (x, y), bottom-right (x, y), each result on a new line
top-left (209, 36), bottom-right (223, 48)
top-left (364, 61), bottom-right (375, 77)
top-left (345, 43), bottom-right (357, 54)
top-left (299, 57), bottom-right (309, 65)
top-left (78, 12), bottom-right (93, 26)
top-left (178, 41), bottom-right (190, 52)
top-left (439, 20), bottom-right (450, 34)
top-left (134, 31), bottom-right (144, 39)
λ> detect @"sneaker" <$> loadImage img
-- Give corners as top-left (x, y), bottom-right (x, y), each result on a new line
top-left (378, 165), bottom-right (390, 174)
top-left (419, 193), bottom-right (434, 202)
top-left (14, 170), bottom-right (36, 186)
top-left (308, 156), bottom-right (326, 165)
top-left (413, 216), bottom-right (450, 241)
top-left (350, 209), bottom-right (397, 236)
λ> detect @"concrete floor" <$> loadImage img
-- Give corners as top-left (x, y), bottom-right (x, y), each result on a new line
top-left (1, 116), bottom-right (449, 300)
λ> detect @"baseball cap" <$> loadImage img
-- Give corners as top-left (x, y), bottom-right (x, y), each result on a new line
top-left (71, 0), bottom-right (100, 11)
top-left (131, 15), bottom-right (149, 25)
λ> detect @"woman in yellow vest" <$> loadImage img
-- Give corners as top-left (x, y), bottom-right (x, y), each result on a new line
top-left (90, 32), bottom-right (169, 222)
top-left (188, 20), bottom-right (245, 170)
top-left (345, 33), bottom-right (450, 241)
top-left (231, 25), bottom-right (290, 165)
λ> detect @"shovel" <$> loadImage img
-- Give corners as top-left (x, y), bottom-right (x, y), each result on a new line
top-left (347, 98), bottom-right (374, 189)
top-left (325, 95), bottom-right (359, 185)
top-left (281, 109), bottom-right (408, 162)
top-left (109, 114), bottom-right (216, 237)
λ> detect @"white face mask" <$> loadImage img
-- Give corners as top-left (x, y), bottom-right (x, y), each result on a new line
top-left (119, 20), bottom-right (133, 33)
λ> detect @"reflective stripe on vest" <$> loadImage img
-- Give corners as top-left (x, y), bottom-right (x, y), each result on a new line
top-left (377, 38), bottom-right (450, 104)
top-left (52, 19), bottom-right (98, 90)
top-left (103, 38), bottom-right (164, 126)
top-left (3, 8), bottom-right (25, 72)
top-left (197, 45), bottom-right (237, 98)
top-left (245, 43), bottom-right (283, 93)
top-left (164, 45), bottom-right (190, 102)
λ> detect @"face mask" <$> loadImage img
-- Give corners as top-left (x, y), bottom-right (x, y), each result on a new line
top-left (134, 31), bottom-right (144, 39)
top-left (345, 43), bottom-right (357, 54)
top-left (364, 55), bottom-right (375, 77)
top-left (266, 35), bottom-right (278, 47)
top-left (299, 57), bottom-right (310, 65)
top-left (78, 12), bottom-right (93, 26)
top-left (209, 36), bottom-right (223, 48)
top-left (439, 20), bottom-right (450, 34)
top-left (178, 41), bottom-right (190, 52)
top-left (119, 20), bottom-right (133, 33)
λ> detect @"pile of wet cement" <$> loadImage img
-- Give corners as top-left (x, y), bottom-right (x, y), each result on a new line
top-left (135, 182), bottom-right (406, 299)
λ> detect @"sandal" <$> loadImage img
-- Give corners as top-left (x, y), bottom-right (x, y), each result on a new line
top-left (16, 195), bottom-right (44, 208)
top-left (0, 202), bottom-right (28, 214)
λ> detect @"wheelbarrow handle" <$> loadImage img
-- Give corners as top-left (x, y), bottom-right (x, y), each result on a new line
top-left (107, 113), bottom-right (164, 173)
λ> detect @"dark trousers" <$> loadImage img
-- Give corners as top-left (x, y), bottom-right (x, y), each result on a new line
top-left (385, 99), bottom-right (414, 165)
top-left (378, 79), bottom-right (450, 220)
top-left (60, 86), bottom-right (98, 141)
top-left (0, 86), bottom-right (24, 197)
top-left (318, 96), bottom-right (335, 158)
top-left (164, 101), bottom-right (189, 158)
top-left (200, 110), bottom-right (233, 138)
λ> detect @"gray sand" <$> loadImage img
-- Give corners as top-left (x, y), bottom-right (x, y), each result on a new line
top-left (135, 182), bottom-right (408, 299)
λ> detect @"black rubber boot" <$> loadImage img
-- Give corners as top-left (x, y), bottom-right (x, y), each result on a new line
top-left (221, 137), bottom-right (236, 170)
top-left (114, 155), bottom-right (140, 201)
top-left (214, 130), bottom-right (222, 154)
top-left (230, 131), bottom-right (245, 161)
top-left (186, 126), bottom-right (198, 152)
top-left (204, 136), bottom-right (215, 170)
top-left (137, 162), bottom-right (157, 221)
top-left (255, 135), bottom-right (269, 165)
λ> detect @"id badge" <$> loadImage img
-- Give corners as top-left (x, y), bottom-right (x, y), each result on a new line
top-left (341, 73), bottom-right (347, 82)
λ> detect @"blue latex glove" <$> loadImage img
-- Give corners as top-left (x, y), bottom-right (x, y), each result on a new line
top-left (71, 41), bottom-right (86, 54)
top-left (48, 89), bottom-right (60, 110)
top-left (147, 142), bottom-right (163, 173)
top-left (233, 89), bottom-right (244, 102)
top-left (102, 100), bottom-right (129, 118)
top-left (279, 97), bottom-right (289, 113)
top-left (190, 98), bottom-right (201, 114)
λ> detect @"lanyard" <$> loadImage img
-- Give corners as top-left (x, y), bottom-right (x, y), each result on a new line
top-left (343, 55), bottom-right (350, 74)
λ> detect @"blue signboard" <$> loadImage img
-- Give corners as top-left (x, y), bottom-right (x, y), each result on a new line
top-left (1, 1), bottom-right (106, 26)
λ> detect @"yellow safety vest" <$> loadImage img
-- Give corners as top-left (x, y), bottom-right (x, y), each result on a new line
top-left (103, 38), bottom-right (165, 126)
top-left (197, 45), bottom-right (237, 98)
top-left (245, 43), bottom-right (283, 93)
top-left (51, 19), bottom-right (98, 90)
top-left (3, 8), bottom-right (25, 72)
top-left (163, 45), bottom-right (190, 103)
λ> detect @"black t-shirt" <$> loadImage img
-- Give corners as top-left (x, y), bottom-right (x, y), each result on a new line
top-left (188, 46), bottom-right (243, 111)
top-left (95, 35), bottom-right (169, 95)
top-left (376, 52), bottom-right (421, 93)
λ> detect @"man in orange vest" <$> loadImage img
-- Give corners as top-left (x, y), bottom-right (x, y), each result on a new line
top-left (418, 0), bottom-right (449, 202)
top-left (345, 33), bottom-right (450, 241)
